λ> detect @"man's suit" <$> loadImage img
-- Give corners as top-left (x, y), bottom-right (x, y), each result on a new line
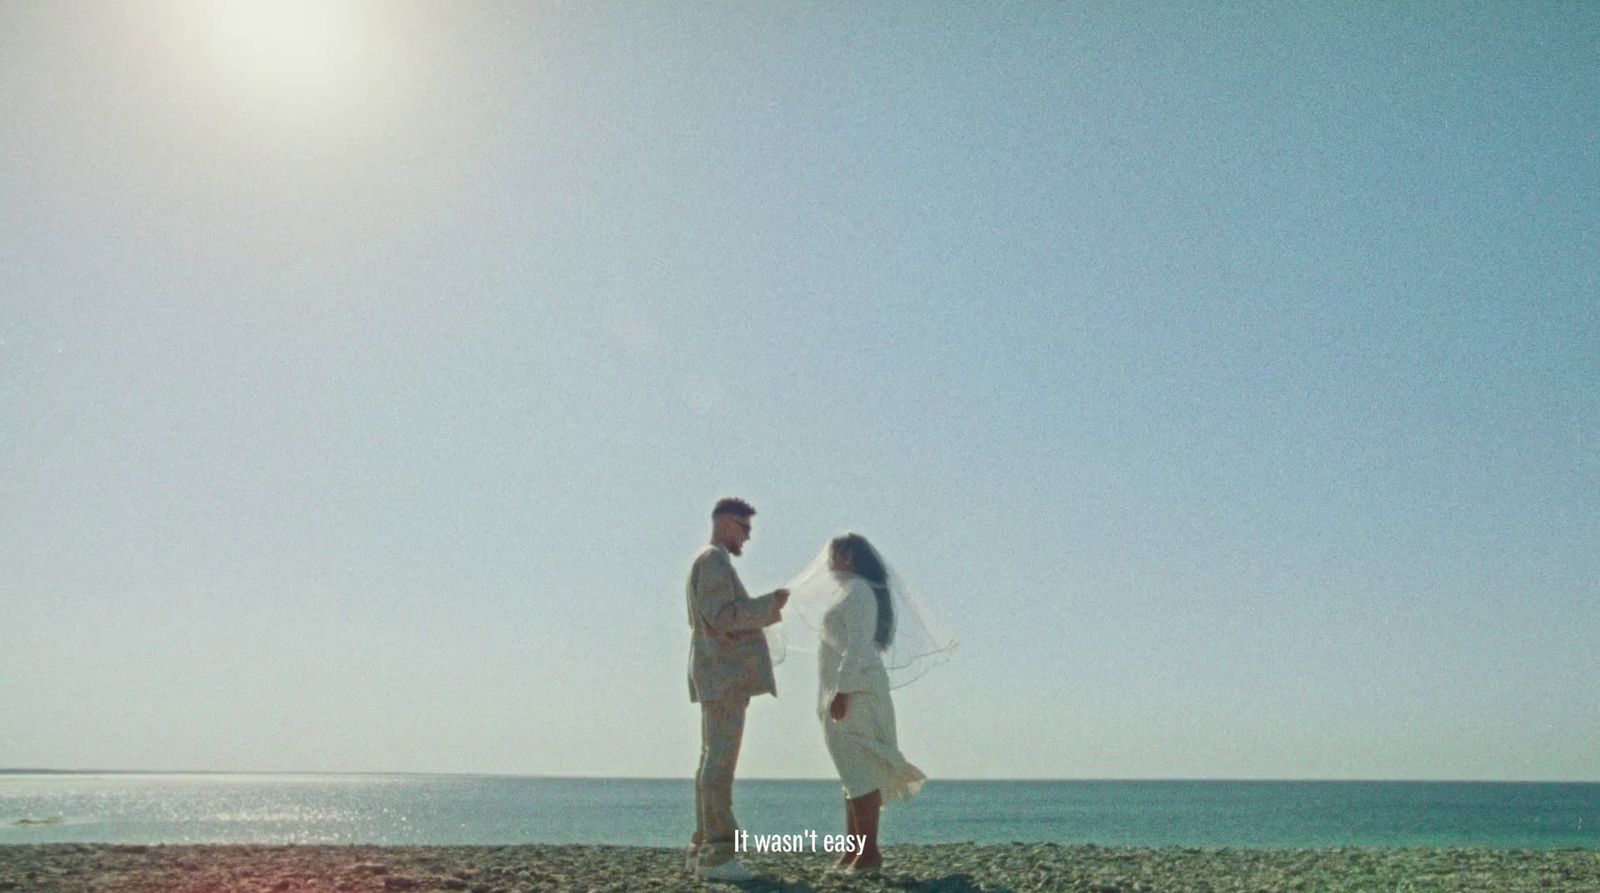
top-left (685, 543), bottom-right (782, 868)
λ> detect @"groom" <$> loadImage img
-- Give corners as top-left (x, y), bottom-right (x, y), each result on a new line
top-left (685, 497), bottom-right (789, 882)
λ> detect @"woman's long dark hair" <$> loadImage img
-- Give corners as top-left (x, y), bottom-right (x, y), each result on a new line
top-left (832, 533), bottom-right (894, 650)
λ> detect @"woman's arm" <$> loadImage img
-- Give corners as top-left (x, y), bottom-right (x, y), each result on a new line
top-left (828, 580), bottom-right (879, 719)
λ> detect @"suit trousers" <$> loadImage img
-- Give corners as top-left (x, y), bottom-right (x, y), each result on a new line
top-left (690, 696), bottom-right (749, 866)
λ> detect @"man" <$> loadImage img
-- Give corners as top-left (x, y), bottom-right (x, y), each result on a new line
top-left (685, 497), bottom-right (789, 882)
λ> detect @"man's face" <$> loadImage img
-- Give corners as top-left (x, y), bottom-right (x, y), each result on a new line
top-left (718, 514), bottom-right (752, 556)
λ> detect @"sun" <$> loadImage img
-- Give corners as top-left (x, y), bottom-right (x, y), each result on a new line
top-left (186, 0), bottom-right (383, 111)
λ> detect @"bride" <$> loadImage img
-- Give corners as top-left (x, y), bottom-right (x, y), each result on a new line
top-left (778, 533), bottom-right (956, 874)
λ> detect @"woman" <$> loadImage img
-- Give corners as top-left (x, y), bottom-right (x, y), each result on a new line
top-left (816, 533), bottom-right (927, 873)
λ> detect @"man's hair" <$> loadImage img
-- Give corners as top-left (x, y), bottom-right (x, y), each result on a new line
top-left (712, 497), bottom-right (756, 519)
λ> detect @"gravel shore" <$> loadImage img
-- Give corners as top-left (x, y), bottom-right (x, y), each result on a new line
top-left (3, 843), bottom-right (1599, 893)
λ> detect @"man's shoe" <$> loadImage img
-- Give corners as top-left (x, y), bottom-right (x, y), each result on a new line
top-left (697, 860), bottom-right (757, 882)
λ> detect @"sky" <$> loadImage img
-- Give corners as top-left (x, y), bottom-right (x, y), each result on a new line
top-left (2, 1), bottom-right (1596, 782)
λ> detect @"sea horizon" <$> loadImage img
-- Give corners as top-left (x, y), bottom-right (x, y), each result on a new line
top-left (4, 768), bottom-right (1598, 784)
top-left (5, 773), bottom-right (1598, 850)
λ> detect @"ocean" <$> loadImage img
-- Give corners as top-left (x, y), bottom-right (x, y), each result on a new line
top-left (2, 774), bottom-right (1597, 850)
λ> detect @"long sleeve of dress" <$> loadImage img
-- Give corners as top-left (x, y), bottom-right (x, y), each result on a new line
top-left (831, 581), bottom-right (881, 695)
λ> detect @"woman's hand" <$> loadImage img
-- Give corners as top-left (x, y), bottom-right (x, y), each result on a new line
top-left (829, 692), bottom-right (849, 721)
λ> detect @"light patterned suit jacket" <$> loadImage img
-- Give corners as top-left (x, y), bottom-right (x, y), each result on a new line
top-left (686, 544), bottom-right (782, 703)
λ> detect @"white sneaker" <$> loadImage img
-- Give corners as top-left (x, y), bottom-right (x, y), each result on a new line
top-left (696, 860), bottom-right (757, 882)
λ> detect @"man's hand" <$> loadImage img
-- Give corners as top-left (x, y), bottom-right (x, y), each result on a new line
top-left (773, 588), bottom-right (790, 610)
top-left (829, 692), bottom-right (849, 721)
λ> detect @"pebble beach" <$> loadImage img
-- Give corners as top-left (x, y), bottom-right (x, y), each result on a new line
top-left (4, 843), bottom-right (1600, 893)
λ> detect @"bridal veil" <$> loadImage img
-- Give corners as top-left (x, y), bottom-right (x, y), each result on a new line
top-left (766, 535), bottom-right (957, 689)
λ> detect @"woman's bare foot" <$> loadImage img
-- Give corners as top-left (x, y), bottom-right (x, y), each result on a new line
top-left (849, 850), bottom-right (883, 872)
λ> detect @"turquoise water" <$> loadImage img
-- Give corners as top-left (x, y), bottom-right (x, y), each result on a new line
top-left (2, 774), bottom-right (1597, 849)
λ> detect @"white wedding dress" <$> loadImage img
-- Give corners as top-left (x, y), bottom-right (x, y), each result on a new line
top-left (817, 576), bottom-right (927, 802)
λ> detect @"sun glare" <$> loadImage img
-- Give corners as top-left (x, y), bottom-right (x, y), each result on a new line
top-left (184, 0), bottom-right (385, 112)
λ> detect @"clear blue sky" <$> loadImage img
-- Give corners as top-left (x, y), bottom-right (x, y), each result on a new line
top-left (2, 1), bottom-right (1596, 781)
